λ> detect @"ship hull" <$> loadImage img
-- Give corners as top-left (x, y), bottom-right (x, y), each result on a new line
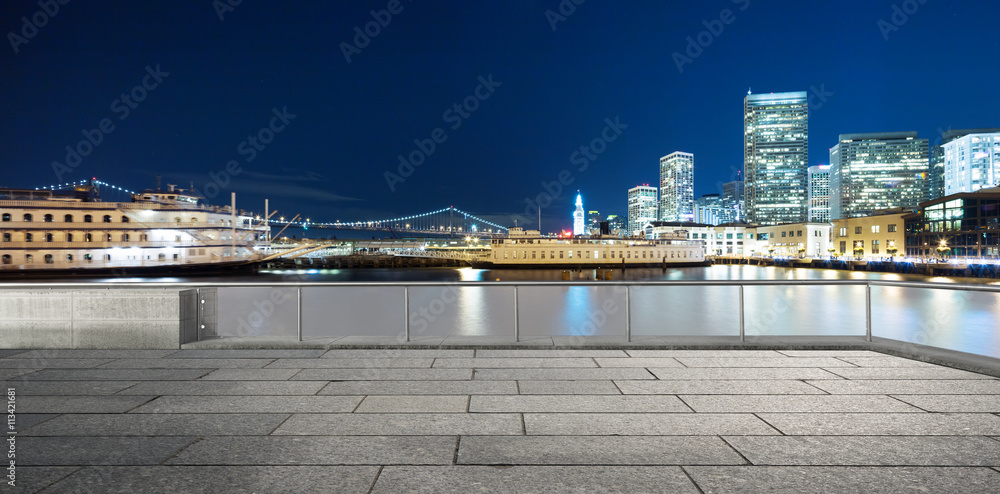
top-left (470, 260), bottom-right (711, 269)
top-left (0, 260), bottom-right (260, 279)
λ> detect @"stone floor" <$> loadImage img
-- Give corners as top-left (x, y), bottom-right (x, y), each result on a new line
top-left (2, 348), bottom-right (1000, 493)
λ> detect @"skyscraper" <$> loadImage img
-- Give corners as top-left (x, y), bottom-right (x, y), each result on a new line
top-left (587, 210), bottom-right (602, 233)
top-left (721, 179), bottom-right (745, 223)
top-left (929, 144), bottom-right (945, 200)
top-left (696, 194), bottom-right (722, 225)
top-left (744, 91), bottom-right (809, 225)
top-left (659, 151), bottom-right (695, 222)
top-left (807, 165), bottom-right (831, 222)
top-left (573, 192), bottom-right (585, 235)
top-left (829, 132), bottom-right (929, 219)
top-left (627, 185), bottom-right (658, 236)
top-left (942, 129), bottom-right (1000, 195)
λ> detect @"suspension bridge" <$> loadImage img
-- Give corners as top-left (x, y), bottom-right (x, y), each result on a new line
top-left (34, 180), bottom-right (509, 237)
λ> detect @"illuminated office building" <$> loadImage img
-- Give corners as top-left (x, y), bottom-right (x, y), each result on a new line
top-left (942, 129), bottom-right (1000, 195)
top-left (627, 185), bottom-right (658, 236)
top-left (659, 151), bottom-right (695, 222)
top-left (807, 165), bottom-right (831, 223)
top-left (829, 132), bottom-right (929, 219)
top-left (744, 91), bottom-right (809, 225)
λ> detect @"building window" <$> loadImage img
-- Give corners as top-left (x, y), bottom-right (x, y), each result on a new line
top-left (66, 254), bottom-right (73, 262)
top-left (559, 251), bottom-right (564, 259)
top-left (839, 227), bottom-right (847, 237)
top-left (855, 226), bottom-right (862, 234)
top-left (43, 214), bottom-right (53, 222)
top-left (64, 214), bottom-right (73, 222)
top-left (1, 255), bottom-right (10, 264)
top-left (736, 233), bottom-right (743, 239)
top-left (872, 240), bottom-right (880, 254)
top-left (123, 233), bottom-right (130, 242)
top-left (797, 231), bottom-right (802, 236)
top-left (84, 254), bottom-right (92, 261)
top-left (782, 232), bottom-right (786, 237)
top-left (158, 253), bottom-right (166, 261)
top-left (122, 216), bottom-right (130, 223)
top-left (25, 233), bottom-right (32, 242)
top-left (23, 214), bottom-right (32, 222)
top-left (872, 225), bottom-right (880, 234)
top-left (44, 254), bottom-right (54, 264)
top-left (66, 233), bottom-right (73, 242)
top-left (888, 224), bottom-right (897, 232)
top-left (191, 217), bottom-right (197, 223)
top-left (175, 217), bottom-right (182, 224)
top-left (1, 233), bottom-right (8, 242)
top-left (85, 233), bottom-right (92, 242)
top-left (84, 215), bottom-right (92, 223)
top-left (25, 254), bottom-right (33, 264)
top-left (45, 233), bottom-right (53, 242)
top-left (532, 251), bottom-right (536, 259)
top-left (1, 213), bottom-right (9, 222)
top-left (105, 233), bottom-right (112, 241)
top-left (103, 215), bottom-right (112, 223)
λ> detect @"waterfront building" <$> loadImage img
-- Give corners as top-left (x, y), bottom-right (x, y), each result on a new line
top-left (753, 222), bottom-right (832, 258)
top-left (929, 144), bottom-right (945, 200)
top-left (628, 185), bottom-right (658, 236)
top-left (831, 211), bottom-right (909, 259)
top-left (942, 129), bottom-right (1000, 195)
top-left (905, 186), bottom-right (1000, 258)
top-left (807, 165), bottom-right (831, 223)
top-left (829, 132), bottom-right (929, 220)
top-left (587, 210), bottom-right (601, 233)
top-left (744, 91), bottom-right (809, 225)
top-left (695, 194), bottom-right (722, 225)
top-left (721, 179), bottom-right (745, 223)
top-left (659, 151), bottom-right (695, 222)
top-left (573, 192), bottom-right (585, 236)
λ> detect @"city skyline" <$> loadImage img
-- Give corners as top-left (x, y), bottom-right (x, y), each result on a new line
top-left (2, 2), bottom-right (999, 231)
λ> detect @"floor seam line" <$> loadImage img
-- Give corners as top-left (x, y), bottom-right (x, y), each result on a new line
top-left (679, 466), bottom-right (706, 494)
top-left (717, 435), bottom-right (754, 466)
top-left (751, 412), bottom-right (786, 435)
top-left (365, 465), bottom-right (384, 494)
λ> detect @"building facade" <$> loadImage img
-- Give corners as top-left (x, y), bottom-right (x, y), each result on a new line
top-left (587, 210), bottom-right (601, 233)
top-left (829, 132), bottom-right (929, 219)
top-left (744, 91), bottom-right (809, 225)
top-left (942, 129), bottom-right (1000, 195)
top-left (753, 222), bottom-right (832, 258)
top-left (929, 144), bottom-right (945, 200)
top-left (831, 211), bottom-right (909, 259)
top-left (721, 179), bottom-right (745, 223)
top-left (695, 194), bottom-right (722, 225)
top-left (905, 187), bottom-right (1000, 258)
top-left (659, 151), bottom-right (695, 222)
top-left (627, 185), bottom-right (658, 236)
top-left (807, 165), bottom-right (831, 223)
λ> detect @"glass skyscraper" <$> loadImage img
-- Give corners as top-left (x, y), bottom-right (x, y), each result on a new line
top-left (696, 194), bottom-right (722, 225)
top-left (627, 185), bottom-right (658, 235)
top-left (829, 132), bottom-right (929, 219)
top-left (721, 179), bottom-right (745, 223)
top-left (659, 151), bottom-right (695, 222)
top-left (942, 129), bottom-right (1000, 195)
top-left (743, 91), bottom-right (809, 225)
top-left (807, 165), bottom-right (831, 222)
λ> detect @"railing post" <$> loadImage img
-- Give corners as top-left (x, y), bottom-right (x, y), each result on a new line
top-left (196, 287), bottom-right (202, 342)
top-left (404, 286), bottom-right (410, 342)
top-left (296, 286), bottom-right (302, 342)
top-left (739, 285), bottom-right (745, 343)
top-left (513, 285), bottom-right (519, 342)
top-left (865, 283), bottom-right (872, 342)
top-left (625, 285), bottom-right (631, 342)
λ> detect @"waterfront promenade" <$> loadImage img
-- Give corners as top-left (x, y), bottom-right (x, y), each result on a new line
top-left (3, 347), bottom-right (1000, 493)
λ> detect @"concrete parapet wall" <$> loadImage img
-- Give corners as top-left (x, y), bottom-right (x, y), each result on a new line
top-left (0, 289), bottom-right (184, 349)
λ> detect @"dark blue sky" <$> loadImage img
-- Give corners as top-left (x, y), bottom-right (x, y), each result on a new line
top-left (2, 0), bottom-right (998, 231)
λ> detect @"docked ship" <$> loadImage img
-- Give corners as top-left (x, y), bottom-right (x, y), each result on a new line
top-left (470, 227), bottom-right (708, 269)
top-left (0, 180), bottom-right (269, 276)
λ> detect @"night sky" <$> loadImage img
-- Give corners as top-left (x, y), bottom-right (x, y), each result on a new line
top-left (2, 0), bottom-right (998, 232)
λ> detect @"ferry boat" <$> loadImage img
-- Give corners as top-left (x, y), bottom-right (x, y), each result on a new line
top-left (470, 227), bottom-right (708, 269)
top-left (0, 181), bottom-right (269, 276)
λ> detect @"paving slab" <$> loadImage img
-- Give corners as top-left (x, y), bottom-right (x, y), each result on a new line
top-left (0, 381), bottom-right (136, 396)
top-left (116, 380), bottom-right (328, 396)
top-left (15, 395), bottom-right (155, 414)
top-left (0, 359), bottom-right (114, 369)
top-left (198, 369), bottom-right (302, 380)
top-left (457, 436), bottom-right (746, 465)
top-left (265, 358), bottom-right (433, 368)
top-left (20, 437), bottom-right (197, 466)
top-left (822, 367), bottom-right (998, 380)
top-left (679, 395), bottom-right (923, 413)
top-left (41, 466), bottom-right (379, 494)
top-left (321, 349), bottom-right (474, 358)
top-left (23, 413), bottom-right (289, 436)
top-left (759, 412), bottom-right (1000, 435)
top-left (0, 349), bottom-right (27, 358)
top-left (685, 466), bottom-right (1000, 494)
top-left (890, 394), bottom-right (1000, 412)
top-left (616, 380), bottom-right (826, 395)
top-left (319, 380), bottom-right (518, 395)
top-left (805, 379), bottom-right (1000, 395)
top-left (355, 395), bottom-right (469, 413)
top-left (273, 413), bottom-right (523, 435)
top-left (474, 368), bottom-right (654, 381)
top-left (516, 380), bottom-right (622, 395)
top-left (723, 435), bottom-right (1000, 466)
top-left (292, 368), bottom-right (473, 381)
top-left (96, 358), bottom-right (274, 369)
top-left (675, 357), bottom-right (858, 368)
top-left (648, 368), bottom-right (844, 380)
top-left (2, 466), bottom-right (78, 494)
top-left (169, 349), bottom-right (326, 359)
top-left (433, 358), bottom-right (599, 368)
top-left (833, 356), bottom-right (939, 367)
top-left (626, 350), bottom-right (786, 358)
top-left (0, 368), bottom-right (39, 380)
top-left (372, 466), bottom-right (699, 494)
top-left (475, 350), bottom-right (629, 357)
top-left (167, 436), bottom-right (456, 465)
top-left (470, 395), bottom-right (691, 413)
top-left (774, 350), bottom-right (882, 357)
top-left (5, 350), bottom-right (178, 359)
top-left (594, 357), bottom-right (685, 368)
top-left (130, 395), bottom-right (363, 413)
top-left (21, 369), bottom-right (211, 381)
top-left (10, 414), bottom-right (60, 432)
top-left (523, 413), bottom-right (779, 435)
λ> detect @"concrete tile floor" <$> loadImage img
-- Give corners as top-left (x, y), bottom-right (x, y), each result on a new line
top-left (2, 348), bottom-right (1000, 493)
